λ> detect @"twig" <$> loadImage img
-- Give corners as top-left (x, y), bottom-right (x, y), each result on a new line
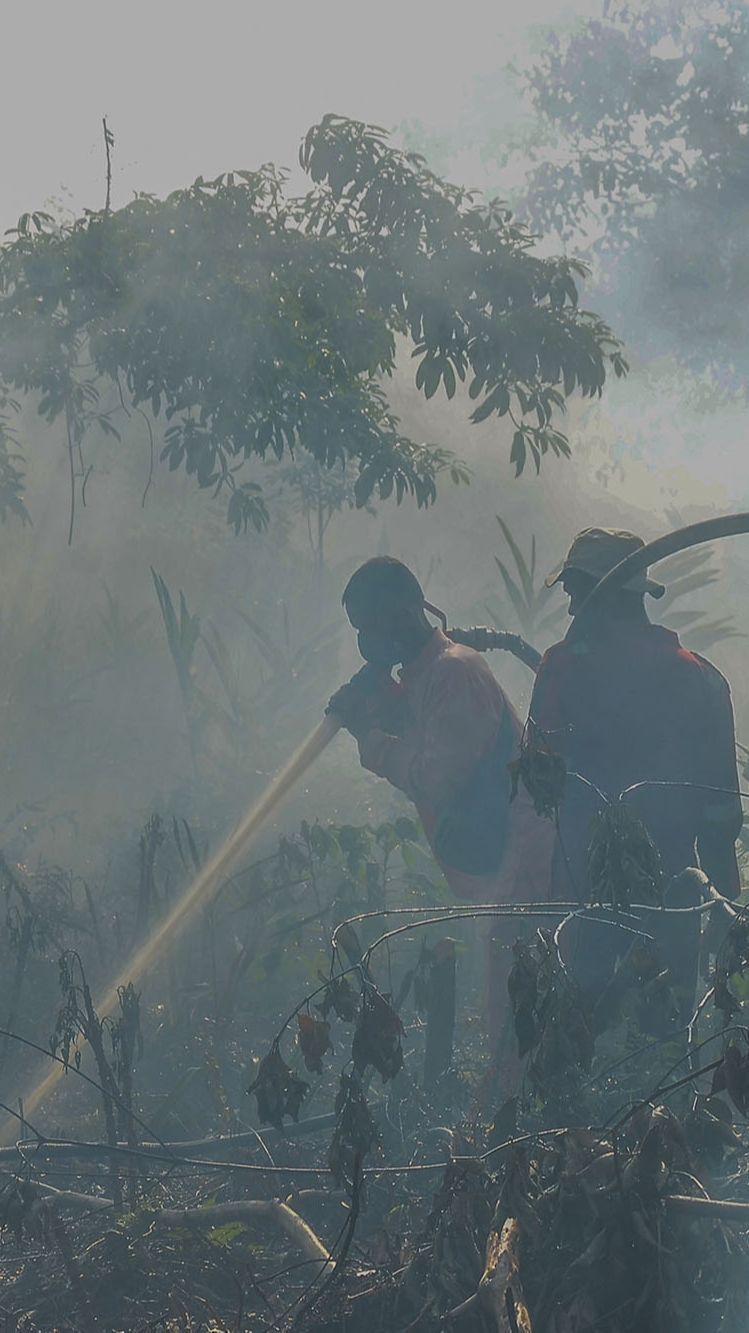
top-left (81, 463), bottom-right (93, 507)
top-left (608, 1057), bottom-right (724, 1133)
top-left (65, 397), bottom-right (76, 546)
top-left (102, 117), bottom-right (114, 214)
top-left (11, 1135), bottom-right (450, 1177)
top-left (291, 1155), bottom-right (363, 1328)
top-left (688, 986), bottom-right (715, 1072)
top-left (620, 778), bottom-right (749, 804)
top-left (664, 1194), bottom-right (749, 1221)
top-left (0, 1107), bottom-right (344, 1165)
top-left (139, 407), bottom-right (155, 506)
top-left (234, 893), bottom-right (721, 1078)
top-left (605, 1023), bottom-right (749, 1131)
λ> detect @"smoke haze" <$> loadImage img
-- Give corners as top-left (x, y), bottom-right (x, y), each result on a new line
top-left (2, 0), bottom-right (748, 870)
top-left (1, 0), bottom-right (747, 1115)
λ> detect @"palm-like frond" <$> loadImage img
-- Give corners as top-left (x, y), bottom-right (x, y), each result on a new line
top-left (490, 517), bottom-right (566, 644)
top-left (151, 569), bottom-right (200, 702)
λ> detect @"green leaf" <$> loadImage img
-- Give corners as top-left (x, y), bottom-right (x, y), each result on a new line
top-left (496, 516), bottom-right (534, 605)
top-left (510, 431), bottom-right (526, 477)
top-left (423, 359), bottom-right (441, 400)
top-left (728, 971), bottom-right (749, 1005)
top-left (494, 556), bottom-right (531, 632)
top-left (208, 1222), bottom-right (247, 1247)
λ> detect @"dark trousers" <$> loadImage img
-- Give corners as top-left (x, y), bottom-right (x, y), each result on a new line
top-left (560, 874), bottom-right (702, 1031)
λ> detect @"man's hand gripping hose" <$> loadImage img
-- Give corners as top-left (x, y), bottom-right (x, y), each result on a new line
top-left (326, 663), bottom-right (391, 739)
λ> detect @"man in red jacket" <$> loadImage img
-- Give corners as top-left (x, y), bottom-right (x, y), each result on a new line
top-left (531, 527), bottom-right (742, 1018)
top-left (328, 557), bottom-right (553, 1047)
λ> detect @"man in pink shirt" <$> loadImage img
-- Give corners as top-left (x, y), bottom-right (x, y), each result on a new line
top-left (327, 557), bottom-right (552, 1051)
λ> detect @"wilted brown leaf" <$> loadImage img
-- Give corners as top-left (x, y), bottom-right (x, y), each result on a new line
top-left (352, 988), bottom-right (404, 1081)
top-left (297, 1013), bottom-right (332, 1073)
top-left (316, 971), bottom-right (359, 1023)
top-left (713, 1042), bottom-right (749, 1117)
top-left (329, 1071), bottom-right (380, 1187)
top-left (247, 1044), bottom-right (309, 1129)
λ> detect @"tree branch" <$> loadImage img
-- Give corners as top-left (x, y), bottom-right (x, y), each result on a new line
top-left (155, 1199), bottom-right (331, 1265)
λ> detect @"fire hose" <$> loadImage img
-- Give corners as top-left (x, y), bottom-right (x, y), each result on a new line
top-left (426, 599), bottom-right (542, 671)
top-left (572, 511), bottom-right (749, 632)
top-left (437, 511), bottom-right (749, 673)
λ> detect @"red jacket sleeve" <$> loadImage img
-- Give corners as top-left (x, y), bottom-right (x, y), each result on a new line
top-left (529, 643), bottom-right (571, 742)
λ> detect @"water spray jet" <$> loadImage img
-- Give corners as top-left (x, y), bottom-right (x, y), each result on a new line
top-left (4, 616), bottom-right (536, 1138)
top-left (4, 715), bottom-right (341, 1142)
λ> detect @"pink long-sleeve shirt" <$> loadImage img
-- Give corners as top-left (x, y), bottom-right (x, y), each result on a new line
top-left (357, 629), bottom-right (553, 904)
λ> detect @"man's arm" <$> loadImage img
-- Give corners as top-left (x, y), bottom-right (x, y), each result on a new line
top-left (527, 644), bottom-right (569, 742)
top-left (695, 666), bottom-right (743, 900)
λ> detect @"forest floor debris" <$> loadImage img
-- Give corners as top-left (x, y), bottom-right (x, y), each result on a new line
top-left (1, 820), bottom-right (749, 1329)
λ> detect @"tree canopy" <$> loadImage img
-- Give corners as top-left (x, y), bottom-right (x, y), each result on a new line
top-left (521, 0), bottom-right (749, 379)
top-left (0, 115), bottom-right (625, 534)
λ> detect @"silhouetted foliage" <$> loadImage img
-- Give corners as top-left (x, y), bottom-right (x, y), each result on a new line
top-left (0, 117), bottom-right (625, 534)
top-left (521, 1), bottom-right (749, 377)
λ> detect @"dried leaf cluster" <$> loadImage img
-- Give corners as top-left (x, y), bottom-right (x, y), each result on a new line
top-left (509, 731), bottom-right (567, 819)
top-left (508, 931), bottom-right (594, 1103)
top-left (587, 803), bottom-right (662, 910)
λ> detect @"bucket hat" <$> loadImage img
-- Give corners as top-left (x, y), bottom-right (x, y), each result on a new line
top-left (545, 527), bottom-right (666, 598)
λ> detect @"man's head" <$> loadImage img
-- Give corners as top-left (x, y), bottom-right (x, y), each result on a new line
top-left (546, 528), bottom-right (666, 617)
top-left (342, 558), bottom-right (431, 666)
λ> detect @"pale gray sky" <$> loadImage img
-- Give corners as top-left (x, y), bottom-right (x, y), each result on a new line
top-left (4, 0), bottom-right (596, 228)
